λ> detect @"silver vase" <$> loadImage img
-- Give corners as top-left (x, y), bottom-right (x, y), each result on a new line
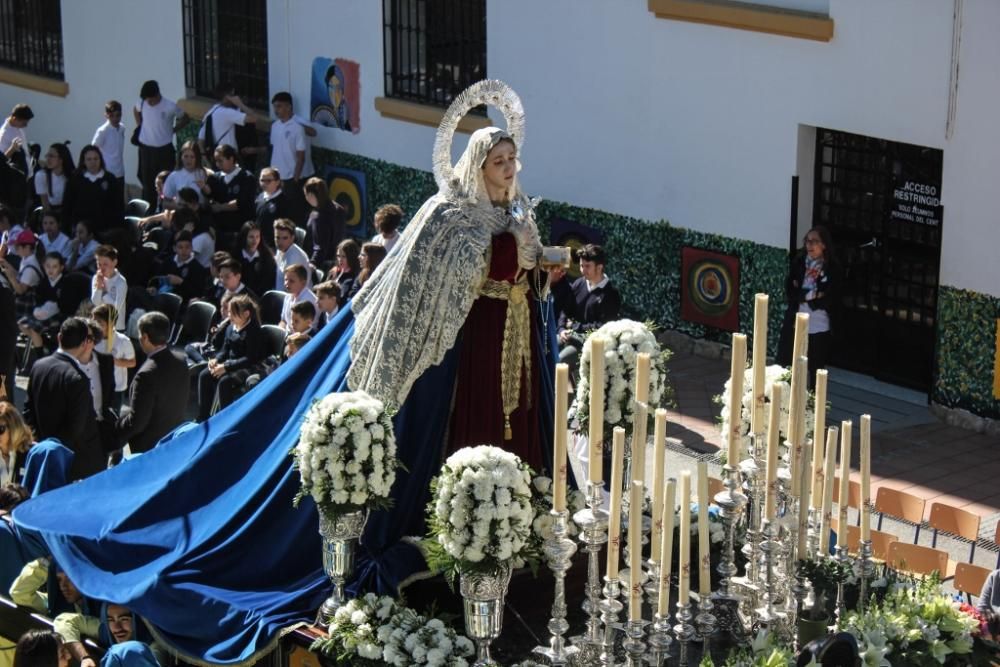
top-left (317, 509), bottom-right (369, 626)
top-left (460, 564), bottom-right (513, 667)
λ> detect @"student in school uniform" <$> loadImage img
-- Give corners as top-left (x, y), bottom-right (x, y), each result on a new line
top-left (268, 92), bottom-right (316, 224)
top-left (134, 80), bottom-right (189, 206)
top-left (63, 145), bottom-right (123, 238)
top-left (92, 101), bottom-right (126, 201)
top-left (197, 81), bottom-right (257, 159)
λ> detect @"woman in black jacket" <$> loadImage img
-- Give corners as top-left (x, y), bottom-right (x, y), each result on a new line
top-left (197, 293), bottom-right (266, 420)
top-left (777, 225), bottom-right (841, 388)
top-left (63, 145), bottom-right (123, 237)
top-left (329, 238), bottom-right (360, 306)
top-left (302, 176), bottom-right (346, 274)
top-left (235, 221), bottom-right (276, 299)
top-left (204, 145), bottom-right (257, 244)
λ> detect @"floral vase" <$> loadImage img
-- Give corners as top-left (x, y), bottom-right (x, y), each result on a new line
top-left (459, 563), bottom-right (513, 667)
top-left (317, 509), bottom-right (369, 626)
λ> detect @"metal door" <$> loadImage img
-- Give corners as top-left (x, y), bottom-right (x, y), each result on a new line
top-left (812, 128), bottom-right (943, 391)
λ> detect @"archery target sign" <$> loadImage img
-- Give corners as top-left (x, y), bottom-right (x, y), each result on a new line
top-left (324, 166), bottom-right (368, 238)
top-left (680, 247), bottom-right (740, 331)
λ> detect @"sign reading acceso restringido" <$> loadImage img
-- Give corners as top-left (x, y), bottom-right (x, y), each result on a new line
top-left (891, 180), bottom-right (941, 227)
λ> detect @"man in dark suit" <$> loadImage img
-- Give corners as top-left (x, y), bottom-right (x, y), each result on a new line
top-left (116, 312), bottom-right (190, 454)
top-left (551, 244), bottom-right (623, 377)
top-left (23, 318), bottom-right (108, 480)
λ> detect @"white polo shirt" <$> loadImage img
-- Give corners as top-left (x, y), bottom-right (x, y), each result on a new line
top-left (275, 243), bottom-right (310, 291)
top-left (163, 167), bottom-right (209, 203)
top-left (92, 120), bottom-right (126, 178)
top-left (0, 119), bottom-right (28, 163)
top-left (41, 231), bottom-right (72, 260)
top-left (281, 288), bottom-right (317, 327)
top-left (34, 170), bottom-right (67, 205)
top-left (135, 97), bottom-right (183, 148)
top-left (91, 270), bottom-right (128, 330)
top-left (269, 115), bottom-right (314, 181)
top-left (197, 104), bottom-right (246, 149)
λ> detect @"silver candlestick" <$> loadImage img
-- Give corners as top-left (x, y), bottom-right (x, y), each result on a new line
top-left (732, 433), bottom-right (765, 617)
top-left (712, 463), bottom-right (748, 641)
top-left (533, 510), bottom-right (579, 665)
top-left (782, 496), bottom-right (800, 617)
top-left (755, 519), bottom-right (786, 633)
top-left (856, 539), bottom-right (875, 613)
top-left (598, 577), bottom-right (623, 666)
top-left (834, 543), bottom-right (850, 624)
top-left (674, 597), bottom-right (696, 667)
top-left (623, 618), bottom-right (649, 666)
top-left (696, 592), bottom-right (717, 658)
top-left (790, 563), bottom-right (812, 650)
top-left (647, 612), bottom-right (673, 667)
top-left (571, 481), bottom-right (609, 662)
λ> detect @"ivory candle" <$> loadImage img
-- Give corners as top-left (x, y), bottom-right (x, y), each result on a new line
top-left (787, 355), bottom-right (807, 498)
top-left (553, 364), bottom-right (569, 513)
top-left (751, 294), bottom-right (769, 434)
top-left (810, 369), bottom-right (828, 508)
top-left (635, 352), bottom-right (651, 403)
top-left (678, 471), bottom-right (691, 604)
top-left (727, 333), bottom-right (748, 466)
top-left (631, 401), bottom-right (648, 485)
top-left (838, 420), bottom-right (852, 532)
top-left (793, 311), bottom-right (809, 361)
top-left (697, 462), bottom-right (711, 596)
top-left (657, 478), bottom-right (676, 618)
top-left (650, 409), bottom-right (667, 561)
top-left (606, 427), bottom-right (626, 580)
top-left (588, 338), bottom-right (605, 485)
top-left (860, 414), bottom-right (872, 541)
top-left (797, 438), bottom-right (813, 558)
top-left (764, 384), bottom-right (782, 521)
top-left (629, 480), bottom-right (643, 620)
top-left (820, 426), bottom-right (838, 555)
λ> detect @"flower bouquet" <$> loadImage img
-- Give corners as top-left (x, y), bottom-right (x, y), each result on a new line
top-left (291, 390), bottom-right (400, 622)
top-left (528, 474), bottom-right (586, 545)
top-left (572, 319), bottom-right (672, 439)
top-left (424, 445), bottom-right (536, 664)
top-left (310, 593), bottom-right (476, 666)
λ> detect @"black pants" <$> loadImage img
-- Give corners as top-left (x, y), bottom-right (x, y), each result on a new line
top-left (197, 367), bottom-right (246, 420)
top-left (281, 178), bottom-right (307, 227)
top-left (138, 143), bottom-right (176, 206)
top-left (807, 331), bottom-right (833, 390)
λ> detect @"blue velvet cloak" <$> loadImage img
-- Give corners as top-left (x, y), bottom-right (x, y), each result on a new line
top-left (13, 300), bottom-right (559, 665)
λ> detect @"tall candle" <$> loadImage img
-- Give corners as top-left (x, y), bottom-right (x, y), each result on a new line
top-left (697, 462), bottom-right (711, 596)
top-left (860, 414), bottom-right (872, 541)
top-left (588, 338), bottom-right (605, 484)
top-left (635, 352), bottom-right (651, 404)
top-left (764, 383), bottom-right (782, 521)
top-left (810, 369), bottom-right (828, 508)
top-left (678, 471), bottom-right (691, 604)
top-left (751, 294), bottom-right (769, 434)
top-left (793, 311), bottom-right (809, 361)
top-left (606, 428), bottom-right (626, 580)
top-left (820, 426), bottom-right (838, 555)
top-left (553, 364), bottom-right (569, 512)
top-left (727, 333), bottom-right (748, 466)
top-left (797, 438), bottom-right (813, 557)
top-left (631, 401), bottom-right (648, 485)
top-left (657, 478), bottom-right (676, 618)
top-left (787, 355), bottom-right (807, 498)
top-left (838, 420), bottom-right (852, 533)
top-left (629, 480), bottom-right (643, 620)
top-left (650, 409), bottom-right (667, 562)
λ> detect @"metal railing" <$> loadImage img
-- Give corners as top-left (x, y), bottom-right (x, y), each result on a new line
top-left (182, 0), bottom-right (269, 110)
top-left (382, 0), bottom-right (486, 110)
top-left (0, 0), bottom-right (63, 80)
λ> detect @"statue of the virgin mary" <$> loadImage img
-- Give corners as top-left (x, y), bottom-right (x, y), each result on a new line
top-left (12, 81), bottom-right (558, 665)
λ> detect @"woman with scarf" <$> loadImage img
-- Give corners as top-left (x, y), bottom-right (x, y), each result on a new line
top-left (778, 225), bottom-right (841, 389)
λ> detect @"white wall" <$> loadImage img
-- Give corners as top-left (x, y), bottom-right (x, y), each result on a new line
top-left (2, 0), bottom-right (997, 297)
top-left (0, 1), bottom-right (185, 186)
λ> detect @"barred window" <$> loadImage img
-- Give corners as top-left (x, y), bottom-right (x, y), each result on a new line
top-left (0, 0), bottom-right (64, 80)
top-left (382, 0), bottom-right (486, 110)
top-left (182, 0), bottom-right (269, 110)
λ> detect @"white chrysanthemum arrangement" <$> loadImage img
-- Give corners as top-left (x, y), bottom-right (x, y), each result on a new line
top-left (528, 475), bottom-right (586, 543)
top-left (292, 390), bottom-right (399, 514)
top-left (715, 364), bottom-right (815, 462)
top-left (425, 445), bottom-right (536, 581)
top-left (572, 319), bottom-right (672, 439)
top-left (311, 593), bottom-right (475, 666)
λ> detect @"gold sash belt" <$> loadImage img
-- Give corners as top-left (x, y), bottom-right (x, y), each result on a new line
top-left (479, 276), bottom-right (531, 439)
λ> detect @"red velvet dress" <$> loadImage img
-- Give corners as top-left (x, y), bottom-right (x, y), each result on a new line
top-left (447, 233), bottom-right (544, 472)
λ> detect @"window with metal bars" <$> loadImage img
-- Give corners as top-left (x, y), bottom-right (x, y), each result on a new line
top-left (0, 0), bottom-right (63, 80)
top-left (182, 0), bottom-right (269, 110)
top-left (383, 0), bottom-right (486, 111)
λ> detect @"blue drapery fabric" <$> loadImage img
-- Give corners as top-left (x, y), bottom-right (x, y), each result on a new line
top-left (13, 299), bottom-right (561, 665)
top-left (100, 641), bottom-right (161, 667)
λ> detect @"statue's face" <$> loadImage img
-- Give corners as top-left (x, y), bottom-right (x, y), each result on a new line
top-left (481, 140), bottom-right (516, 200)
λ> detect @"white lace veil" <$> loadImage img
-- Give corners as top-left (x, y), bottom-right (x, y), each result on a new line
top-left (347, 82), bottom-right (541, 407)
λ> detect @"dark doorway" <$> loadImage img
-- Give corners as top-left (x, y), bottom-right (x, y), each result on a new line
top-left (812, 128), bottom-right (943, 391)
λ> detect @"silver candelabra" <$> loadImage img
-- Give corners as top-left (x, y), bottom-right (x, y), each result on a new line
top-left (533, 510), bottom-right (579, 665)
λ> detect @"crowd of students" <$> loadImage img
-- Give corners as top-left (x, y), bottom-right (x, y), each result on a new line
top-left (0, 81), bottom-right (406, 667)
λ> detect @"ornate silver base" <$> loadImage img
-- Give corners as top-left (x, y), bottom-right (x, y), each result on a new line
top-left (533, 511), bottom-right (580, 665)
top-left (570, 481), bottom-right (609, 660)
top-left (461, 564), bottom-right (513, 667)
top-left (317, 509), bottom-right (369, 626)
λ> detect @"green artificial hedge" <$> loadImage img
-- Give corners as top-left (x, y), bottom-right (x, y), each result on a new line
top-left (933, 286), bottom-right (1000, 419)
